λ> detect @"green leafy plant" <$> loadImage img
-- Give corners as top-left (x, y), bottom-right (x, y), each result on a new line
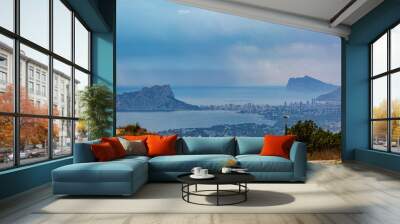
top-left (79, 84), bottom-right (113, 140)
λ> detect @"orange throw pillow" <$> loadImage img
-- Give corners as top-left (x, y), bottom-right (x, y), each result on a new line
top-left (260, 135), bottom-right (296, 159)
top-left (123, 135), bottom-right (148, 141)
top-left (146, 135), bottom-right (177, 157)
top-left (91, 142), bottom-right (117, 162)
top-left (101, 137), bottom-right (127, 158)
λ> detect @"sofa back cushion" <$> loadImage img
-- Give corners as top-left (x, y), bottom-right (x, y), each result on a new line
top-left (236, 137), bottom-right (264, 155)
top-left (180, 137), bottom-right (235, 155)
top-left (74, 140), bottom-right (100, 163)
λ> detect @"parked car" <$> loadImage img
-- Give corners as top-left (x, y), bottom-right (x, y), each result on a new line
top-left (8, 150), bottom-right (32, 160)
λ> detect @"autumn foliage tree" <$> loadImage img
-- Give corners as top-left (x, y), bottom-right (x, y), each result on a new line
top-left (373, 99), bottom-right (400, 144)
top-left (116, 122), bottom-right (152, 136)
top-left (0, 85), bottom-right (14, 151)
top-left (0, 84), bottom-right (59, 153)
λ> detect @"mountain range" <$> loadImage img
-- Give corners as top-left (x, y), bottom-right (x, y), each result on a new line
top-left (117, 76), bottom-right (340, 111)
top-left (286, 75), bottom-right (338, 93)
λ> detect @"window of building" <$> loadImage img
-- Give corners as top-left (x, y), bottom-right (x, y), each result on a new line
top-left (54, 89), bottom-right (58, 104)
top-left (0, 71), bottom-right (6, 84)
top-left (0, 54), bottom-right (7, 87)
top-left (41, 85), bottom-right (46, 97)
top-left (35, 70), bottom-right (40, 81)
top-left (28, 67), bottom-right (34, 80)
top-left (0, 55), bottom-right (7, 67)
top-left (0, 34), bottom-right (13, 113)
top-left (53, 59), bottom-right (72, 117)
top-left (35, 83), bottom-right (40, 95)
top-left (0, 0), bottom-right (91, 170)
top-left (28, 81), bottom-right (34, 94)
top-left (371, 23), bottom-right (400, 154)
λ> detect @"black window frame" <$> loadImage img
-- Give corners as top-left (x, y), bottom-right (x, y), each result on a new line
top-left (370, 21), bottom-right (400, 154)
top-left (0, 0), bottom-right (92, 171)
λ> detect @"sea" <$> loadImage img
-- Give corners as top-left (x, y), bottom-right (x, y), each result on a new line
top-left (117, 110), bottom-right (274, 132)
top-left (116, 86), bottom-right (331, 131)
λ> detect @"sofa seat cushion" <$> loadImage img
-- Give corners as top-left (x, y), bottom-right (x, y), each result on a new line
top-left (149, 154), bottom-right (235, 172)
top-left (180, 137), bottom-right (235, 155)
top-left (117, 155), bottom-right (150, 163)
top-left (236, 155), bottom-right (293, 172)
top-left (53, 159), bottom-right (147, 183)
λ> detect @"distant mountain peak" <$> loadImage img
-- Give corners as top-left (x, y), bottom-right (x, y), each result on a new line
top-left (140, 85), bottom-right (175, 98)
top-left (117, 85), bottom-right (199, 112)
top-left (286, 75), bottom-right (338, 93)
top-left (316, 87), bottom-right (341, 102)
top-left (303, 75), bottom-right (312, 79)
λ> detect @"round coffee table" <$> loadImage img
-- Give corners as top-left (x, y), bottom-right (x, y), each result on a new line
top-left (177, 173), bottom-right (255, 206)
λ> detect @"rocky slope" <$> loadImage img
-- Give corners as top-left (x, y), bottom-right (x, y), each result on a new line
top-left (117, 85), bottom-right (199, 111)
top-left (316, 87), bottom-right (341, 102)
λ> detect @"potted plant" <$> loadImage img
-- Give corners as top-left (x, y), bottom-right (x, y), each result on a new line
top-left (79, 84), bottom-right (113, 140)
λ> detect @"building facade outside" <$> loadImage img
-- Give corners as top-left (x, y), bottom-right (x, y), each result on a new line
top-left (0, 41), bottom-right (77, 166)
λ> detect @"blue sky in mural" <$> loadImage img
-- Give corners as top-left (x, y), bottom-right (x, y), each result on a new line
top-left (117, 0), bottom-right (341, 87)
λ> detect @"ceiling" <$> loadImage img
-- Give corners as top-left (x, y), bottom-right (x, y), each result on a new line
top-left (172, 0), bottom-right (384, 38)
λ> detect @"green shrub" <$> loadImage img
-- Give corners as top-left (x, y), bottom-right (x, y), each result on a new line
top-left (288, 120), bottom-right (341, 154)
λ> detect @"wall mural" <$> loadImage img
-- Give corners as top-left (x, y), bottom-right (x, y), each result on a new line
top-left (116, 0), bottom-right (341, 160)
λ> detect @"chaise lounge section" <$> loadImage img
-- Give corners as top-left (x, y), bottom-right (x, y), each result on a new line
top-left (52, 137), bottom-right (307, 196)
top-left (52, 140), bottom-right (149, 196)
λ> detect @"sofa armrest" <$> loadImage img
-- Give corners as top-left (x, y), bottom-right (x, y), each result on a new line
top-left (73, 140), bottom-right (100, 163)
top-left (289, 141), bottom-right (307, 182)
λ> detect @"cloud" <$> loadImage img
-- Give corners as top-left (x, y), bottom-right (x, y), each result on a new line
top-left (226, 43), bottom-right (341, 85)
top-left (117, 0), bottom-right (284, 43)
top-left (178, 9), bottom-right (191, 14)
top-left (116, 0), bottom-right (341, 87)
top-left (117, 42), bottom-right (341, 87)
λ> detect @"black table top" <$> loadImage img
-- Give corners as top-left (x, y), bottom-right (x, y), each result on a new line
top-left (177, 172), bottom-right (255, 185)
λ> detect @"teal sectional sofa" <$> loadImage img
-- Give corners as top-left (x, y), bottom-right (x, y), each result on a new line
top-left (52, 137), bottom-right (307, 196)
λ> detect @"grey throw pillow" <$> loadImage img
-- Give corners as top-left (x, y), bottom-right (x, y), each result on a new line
top-left (118, 137), bottom-right (147, 156)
